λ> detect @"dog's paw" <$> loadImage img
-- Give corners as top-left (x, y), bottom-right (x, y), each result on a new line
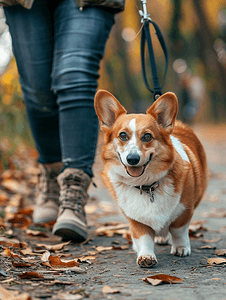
top-left (170, 245), bottom-right (191, 257)
top-left (137, 255), bottom-right (157, 268)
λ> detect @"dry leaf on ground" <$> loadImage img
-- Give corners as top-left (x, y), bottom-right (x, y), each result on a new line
top-left (26, 229), bottom-right (48, 237)
top-left (51, 292), bottom-right (83, 300)
top-left (0, 285), bottom-right (31, 300)
top-left (189, 221), bottom-right (207, 239)
top-left (96, 246), bottom-right (113, 252)
top-left (1, 247), bottom-right (21, 258)
top-left (201, 238), bottom-right (221, 243)
top-left (19, 246), bottom-right (42, 256)
top-left (0, 191), bottom-right (9, 205)
top-left (77, 256), bottom-right (97, 263)
top-left (215, 249), bottom-right (226, 256)
top-left (96, 245), bottom-right (129, 252)
top-left (12, 257), bottom-right (33, 268)
top-left (199, 245), bottom-right (216, 249)
top-left (41, 250), bottom-right (80, 268)
top-left (207, 257), bottom-right (226, 265)
top-left (142, 274), bottom-right (184, 286)
top-left (0, 237), bottom-right (27, 248)
top-left (102, 285), bottom-right (120, 294)
top-left (37, 241), bottom-right (70, 251)
top-left (18, 271), bottom-right (44, 279)
top-left (7, 215), bottom-right (31, 230)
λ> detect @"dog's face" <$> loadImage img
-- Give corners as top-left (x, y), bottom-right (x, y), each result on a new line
top-left (94, 90), bottom-right (178, 182)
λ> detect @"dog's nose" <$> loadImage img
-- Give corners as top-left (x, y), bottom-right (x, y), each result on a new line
top-left (126, 153), bottom-right (140, 165)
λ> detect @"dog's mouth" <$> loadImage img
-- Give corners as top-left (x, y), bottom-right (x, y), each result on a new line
top-left (119, 154), bottom-right (153, 178)
top-left (125, 166), bottom-right (145, 177)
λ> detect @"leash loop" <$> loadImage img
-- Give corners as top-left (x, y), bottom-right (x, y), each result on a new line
top-left (140, 1), bottom-right (169, 100)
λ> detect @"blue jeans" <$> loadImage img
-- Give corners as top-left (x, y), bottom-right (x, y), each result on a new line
top-left (4, 0), bottom-right (115, 178)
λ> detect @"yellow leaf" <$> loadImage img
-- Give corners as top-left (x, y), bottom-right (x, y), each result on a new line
top-left (2, 94), bottom-right (13, 105)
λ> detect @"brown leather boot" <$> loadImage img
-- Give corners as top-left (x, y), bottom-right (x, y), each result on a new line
top-left (32, 163), bottom-right (63, 224)
top-left (52, 168), bottom-right (91, 242)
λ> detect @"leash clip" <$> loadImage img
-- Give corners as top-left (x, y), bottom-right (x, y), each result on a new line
top-left (139, 0), bottom-right (151, 23)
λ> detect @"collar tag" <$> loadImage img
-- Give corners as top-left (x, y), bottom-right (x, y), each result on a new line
top-left (137, 181), bottom-right (159, 202)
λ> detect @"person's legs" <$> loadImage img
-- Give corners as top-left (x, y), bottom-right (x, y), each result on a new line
top-left (4, 0), bottom-right (62, 164)
top-left (4, 0), bottom-right (64, 223)
top-left (52, 0), bottom-right (115, 178)
top-left (51, 0), bottom-right (115, 240)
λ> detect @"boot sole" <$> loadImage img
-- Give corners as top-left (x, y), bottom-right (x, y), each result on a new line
top-left (52, 222), bottom-right (87, 243)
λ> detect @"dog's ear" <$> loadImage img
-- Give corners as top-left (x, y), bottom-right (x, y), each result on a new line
top-left (94, 90), bottom-right (127, 130)
top-left (146, 92), bottom-right (178, 134)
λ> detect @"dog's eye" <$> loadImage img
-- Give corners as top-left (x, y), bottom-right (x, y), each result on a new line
top-left (119, 132), bottom-right (128, 141)
top-left (141, 133), bottom-right (153, 142)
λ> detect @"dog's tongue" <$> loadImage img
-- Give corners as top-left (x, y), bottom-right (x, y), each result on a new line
top-left (126, 166), bottom-right (144, 177)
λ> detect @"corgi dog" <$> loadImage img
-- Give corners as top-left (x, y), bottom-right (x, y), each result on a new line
top-left (94, 90), bottom-right (208, 268)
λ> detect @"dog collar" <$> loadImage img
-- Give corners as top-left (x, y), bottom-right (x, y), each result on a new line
top-left (135, 181), bottom-right (159, 202)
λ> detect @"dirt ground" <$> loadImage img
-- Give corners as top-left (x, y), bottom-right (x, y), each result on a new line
top-left (0, 124), bottom-right (226, 300)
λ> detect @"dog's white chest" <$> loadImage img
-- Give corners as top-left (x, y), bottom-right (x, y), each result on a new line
top-left (108, 170), bottom-right (185, 233)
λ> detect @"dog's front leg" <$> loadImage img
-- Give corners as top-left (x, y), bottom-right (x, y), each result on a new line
top-left (169, 222), bottom-right (191, 257)
top-left (128, 218), bottom-right (157, 268)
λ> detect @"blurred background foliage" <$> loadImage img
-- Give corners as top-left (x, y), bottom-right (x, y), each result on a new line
top-left (0, 0), bottom-right (226, 170)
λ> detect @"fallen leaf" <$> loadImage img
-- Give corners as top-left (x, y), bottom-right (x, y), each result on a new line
top-left (16, 208), bottom-right (33, 216)
top-left (0, 217), bottom-right (5, 228)
top-left (0, 237), bottom-right (27, 248)
top-left (12, 257), bottom-right (33, 268)
top-left (51, 292), bottom-right (83, 300)
top-left (78, 256), bottom-right (97, 263)
top-left (112, 245), bottom-right (129, 250)
top-left (49, 256), bottom-right (80, 267)
top-left (0, 191), bottom-right (9, 205)
top-left (18, 271), bottom-right (44, 279)
top-left (189, 221), bottom-right (207, 239)
top-left (26, 229), bottom-right (48, 237)
top-left (96, 246), bottom-right (113, 252)
top-left (1, 248), bottom-right (21, 258)
top-left (215, 249), bottom-right (226, 256)
top-left (1, 179), bottom-right (20, 192)
top-left (0, 285), bottom-right (31, 300)
top-left (199, 245), bottom-right (216, 249)
top-left (7, 215), bottom-right (31, 230)
top-left (102, 285), bottom-right (120, 294)
top-left (207, 257), bottom-right (226, 265)
top-left (41, 251), bottom-right (79, 268)
top-left (1, 169), bottom-right (24, 180)
top-left (0, 285), bottom-right (18, 298)
top-left (19, 246), bottom-right (42, 256)
top-left (37, 241), bottom-right (70, 251)
top-left (96, 245), bottom-right (129, 252)
top-left (201, 238), bottom-right (221, 243)
top-left (142, 274), bottom-right (184, 286)
top-left (41, 250), bottom-right (50, 261)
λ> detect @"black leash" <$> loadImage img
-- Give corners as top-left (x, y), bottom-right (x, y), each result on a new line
top-left (140, 1), bottom-right (169, 100)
